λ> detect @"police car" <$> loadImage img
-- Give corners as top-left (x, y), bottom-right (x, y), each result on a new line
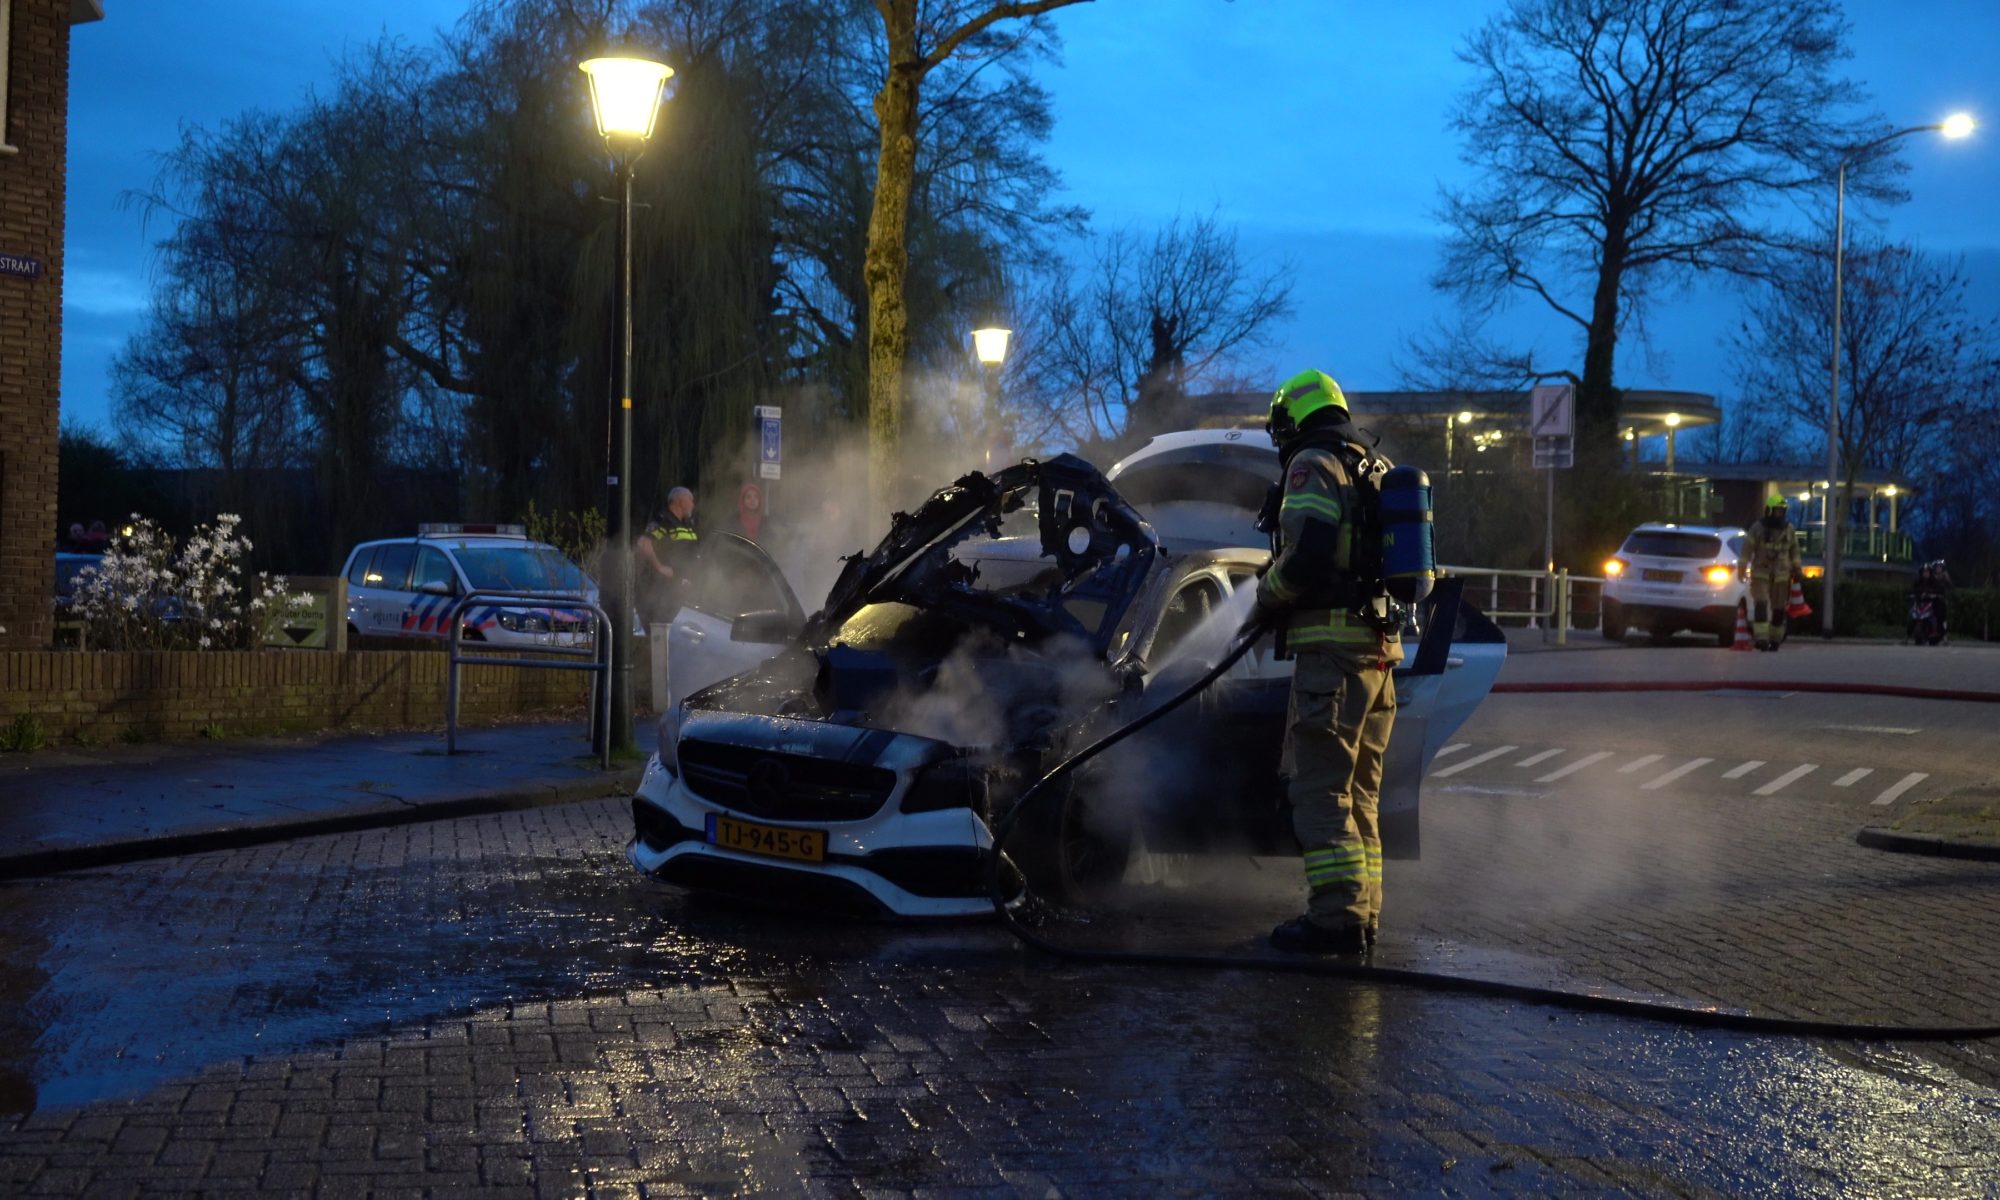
top-left (339, 524), bottom-right (598, 647)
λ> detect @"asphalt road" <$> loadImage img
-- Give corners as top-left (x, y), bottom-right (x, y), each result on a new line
top-left (3, 664), bottom-right (1999, 1194)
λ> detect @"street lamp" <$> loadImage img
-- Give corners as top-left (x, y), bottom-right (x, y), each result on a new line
top-left (1663, 412), bottom-right (1681, 475)
top-left (1823, 112), bottom-right (1974, 638)
top-left (581, 53), bottom-right (673, 755)
top-left (971, 326), bottom-right (1011, 468)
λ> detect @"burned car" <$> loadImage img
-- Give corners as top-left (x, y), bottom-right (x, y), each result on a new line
top-left (628, 452), bottom-right (1505, 918)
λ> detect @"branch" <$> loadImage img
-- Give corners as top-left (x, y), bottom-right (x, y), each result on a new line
top-left (923, 0), bottom-right (1092, 71)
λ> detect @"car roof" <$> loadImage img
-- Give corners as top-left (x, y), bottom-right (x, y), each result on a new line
top-left (1627, 523), bottom-right (1745, 537)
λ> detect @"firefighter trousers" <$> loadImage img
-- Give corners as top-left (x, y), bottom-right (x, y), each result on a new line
top-left (1284, 649), bottom-right (1396, 932)
top-left (1751, 576), bottom-right (1789, 643)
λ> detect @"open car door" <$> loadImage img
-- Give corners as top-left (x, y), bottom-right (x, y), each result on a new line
top-left (664, 534), bottom-right (804, 705)
top-left (1380, 578), bottom-right (1508, 858)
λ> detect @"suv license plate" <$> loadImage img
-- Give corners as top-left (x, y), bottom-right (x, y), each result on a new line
top-left (1642, 569), bottom-right (1684, 582)
top-left (706, 814), bottom-right (826, 863)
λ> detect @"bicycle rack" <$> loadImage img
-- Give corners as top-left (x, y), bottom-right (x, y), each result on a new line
top-left (445, 589), bottom-right (613, 768)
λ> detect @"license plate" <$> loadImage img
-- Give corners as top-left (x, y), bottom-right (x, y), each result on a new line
top-left (1642, 569), bottom-right (1683, 583)
top-left (705, 813), bottom-right (826, 863)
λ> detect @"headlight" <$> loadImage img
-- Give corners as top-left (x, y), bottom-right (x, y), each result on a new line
top-left (1603, 558), bottom-right (1626, 576)
top-left (656, 702), bottom-right (684, 777)
top-left (496, 610), bottom-right (550, 633)
top-left (1705, 565), bottom-right (1733, 586)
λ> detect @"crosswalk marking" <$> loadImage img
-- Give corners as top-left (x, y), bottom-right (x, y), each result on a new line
top-left (1642, 757), bottom-right (1714, 791)
top-left (1617, 754), bottom-right (1664, 774)
top-left (1871, 772), bottom-right (1930, 807)
top-left (1753, 764), bottom-right (1818, 796)
top-left (1832, 768), bottom-right (1874, 788)
top-left (1537, 751), bottom-right (1613, 783)
top-left (1722, 760), bottom-right (1765, 780)
top-left (1433, 743), bottom-right (1470, 759)
top-left (1431, 745), bottom-right (1519, 778)
top-left (1515, 748), bottom-right (1565, 768)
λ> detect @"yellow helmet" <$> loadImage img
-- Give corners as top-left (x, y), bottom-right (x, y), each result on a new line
top-left (1267, 369), bottom-right (1348, 446)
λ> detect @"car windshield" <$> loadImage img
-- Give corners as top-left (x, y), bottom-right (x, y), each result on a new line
top-left (447, 544), bottom-right (588, 592)
top-left (1621, 531), bottom-right (1722, 560)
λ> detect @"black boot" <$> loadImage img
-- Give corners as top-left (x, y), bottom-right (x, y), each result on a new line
top-left (1270, 916), bottom-right (1369, 955)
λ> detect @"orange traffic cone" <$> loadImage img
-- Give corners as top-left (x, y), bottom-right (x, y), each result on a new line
top-left (1786, 580), bottom-right (1813, 619)
top-left (1730, 599), bottom-right (1755, 651)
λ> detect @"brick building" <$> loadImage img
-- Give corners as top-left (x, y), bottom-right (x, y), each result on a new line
top-left (0, 0), bottom-right (100, 648)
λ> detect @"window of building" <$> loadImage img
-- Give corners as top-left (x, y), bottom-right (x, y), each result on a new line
top-left (0, 0), bottom-right (15, 154)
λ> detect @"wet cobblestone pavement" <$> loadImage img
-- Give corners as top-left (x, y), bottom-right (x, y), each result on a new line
top-left (4, 743), bottom-right (2000, 1193)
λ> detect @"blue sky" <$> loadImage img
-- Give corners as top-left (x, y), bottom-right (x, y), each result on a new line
top-left (60, 0), bottom-right (2000, 437)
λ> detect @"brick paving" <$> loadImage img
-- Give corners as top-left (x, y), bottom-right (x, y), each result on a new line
top-left (2, 784), bottom-right (1998, 1195)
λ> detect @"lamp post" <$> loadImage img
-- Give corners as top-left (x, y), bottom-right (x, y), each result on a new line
top-left (1663, 412), bottom-right (1681, 476)
top-left (971, 326), bottom-right (1011, 468)
top-left (1823, 112), bottom-right (1974, 638)
top-left (1446, 410), bottom-right (1473, 476)
top-left (581, 54), bottom-right (673, 754)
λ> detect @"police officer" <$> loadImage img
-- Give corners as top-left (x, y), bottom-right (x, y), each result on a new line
top-left (1744, 496), bottom-right (1801, 652)
top-left (637, 486), bottom-right (699, 622)
top-left (1253, 370), bottom-right (1400, 955)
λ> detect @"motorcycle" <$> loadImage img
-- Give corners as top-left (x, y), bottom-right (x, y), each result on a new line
top-left (1907, 593), bottom-right (1946, 646)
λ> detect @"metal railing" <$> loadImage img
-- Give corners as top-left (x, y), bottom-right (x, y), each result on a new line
top-left (445, 590), bottom-right (612, 767)
top-left (1439, 565), bottom-right (1606, 645)
top-left (1798, 525), bottom-right (1915, 564)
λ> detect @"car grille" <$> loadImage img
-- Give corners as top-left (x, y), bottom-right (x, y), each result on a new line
top-left (678, 739), bottom-right (897, 822)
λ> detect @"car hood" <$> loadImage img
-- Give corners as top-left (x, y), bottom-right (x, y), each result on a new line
top-left (804, 453), bottom-right (1161, 653)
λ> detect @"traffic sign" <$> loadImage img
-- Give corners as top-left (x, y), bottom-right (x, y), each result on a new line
top-left (1530, 383), bottom-right (1573, 439)
top-left (754, 404), bottom-right (782, 481)
top-left (1533, 435), bottom-right (1574, 470)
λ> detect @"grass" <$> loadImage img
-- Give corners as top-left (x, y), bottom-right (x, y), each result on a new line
top-left (0, 714), bottom-right (46, 754)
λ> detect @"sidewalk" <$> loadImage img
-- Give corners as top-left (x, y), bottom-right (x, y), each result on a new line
top-left (1859, 785), bottom-right (2000, 862)
top-left (0, 719), bottom-right (653, 880)
top-left (1497, 627), bottom-right (2000, 693)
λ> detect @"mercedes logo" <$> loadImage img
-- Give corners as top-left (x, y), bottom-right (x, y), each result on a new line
top-left (746, 758), bottom-right (791, 803)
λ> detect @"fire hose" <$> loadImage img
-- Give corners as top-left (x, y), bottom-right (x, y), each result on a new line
top-left (983, 613), bottom-right (2000, 1042)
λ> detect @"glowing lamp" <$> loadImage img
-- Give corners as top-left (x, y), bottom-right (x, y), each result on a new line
top-left (1664, 412), bottom-right (1682, 428)
top-left (971, 327), bottom-right (1012, 366)
top-left (581, 57), bottom-right (673, 140)
top-left (1704, 566), bottom-right (1733, 587)
top-left (1456, 411), bottom-right (1474, 425)
top-left (1603, 558), bottom-right (1625, 577)
top-left (1942, 112), bottom-right (1976, 139)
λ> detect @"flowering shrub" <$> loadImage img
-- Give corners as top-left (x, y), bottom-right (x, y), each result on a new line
top-left (65, 514), bottom-right (313, 651)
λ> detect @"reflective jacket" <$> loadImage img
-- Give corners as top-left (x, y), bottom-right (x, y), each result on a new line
top-left (1255, 442), bottom-right (1403, 665)
top-left (1745, 517), bottom-right (1800, 582)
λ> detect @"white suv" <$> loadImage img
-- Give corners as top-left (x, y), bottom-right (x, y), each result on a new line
top-left (1601, 523), bottom-right (1750, 646)
top-left (339, 524), bottom-right (598, 647)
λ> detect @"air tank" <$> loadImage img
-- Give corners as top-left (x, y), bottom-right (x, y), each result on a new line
top-left (1380, 465), bottom-right (1435, 605)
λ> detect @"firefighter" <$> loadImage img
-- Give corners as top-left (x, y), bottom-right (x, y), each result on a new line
top-left (1252, 370), bottom-right (1401, 955)
top-left (1744, 495), bottom-right (1801, 651)
top-left (637, 486), bottom-right (699, 622)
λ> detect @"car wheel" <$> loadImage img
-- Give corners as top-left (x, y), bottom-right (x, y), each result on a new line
top-left (1011, 769), bottom-right (1133, 906)
top-left (1601, 600), bottom-right (1627, 641)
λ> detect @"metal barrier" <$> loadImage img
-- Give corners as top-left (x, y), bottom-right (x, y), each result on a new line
top-left (445, 590), bottom-right (612, 767)
top-left (1439, 566), bottom-right (1605, 645)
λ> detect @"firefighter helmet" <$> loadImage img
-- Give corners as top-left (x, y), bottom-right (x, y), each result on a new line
top-left (1267, 370), bottom-right (1349, 446)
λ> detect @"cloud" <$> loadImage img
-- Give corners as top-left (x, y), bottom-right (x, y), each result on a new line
top-left (63, 268), bottom-right (150, 317)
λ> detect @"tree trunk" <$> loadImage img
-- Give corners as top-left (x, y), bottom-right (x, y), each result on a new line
top-left (864, 17), bottom-right (924, 515)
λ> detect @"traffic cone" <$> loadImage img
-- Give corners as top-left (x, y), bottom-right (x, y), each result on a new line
top-left (1730, 599), bottom-right (1755, 651)
top-left (1786, 580), bottom-right (1813, 619)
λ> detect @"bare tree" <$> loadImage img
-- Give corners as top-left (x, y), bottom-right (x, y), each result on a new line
top-left (1013, 212), bottom-right (1293, 446)
top-left (1733, 238), bottom-right (1998, 512)
top-left (863, 0), bottom-right (1093, 507)
top-left (1438, 0), bottom-right (1886, 486)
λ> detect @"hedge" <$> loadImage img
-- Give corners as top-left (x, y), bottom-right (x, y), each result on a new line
top-left (1831, 581), bottom-right (1997, 640)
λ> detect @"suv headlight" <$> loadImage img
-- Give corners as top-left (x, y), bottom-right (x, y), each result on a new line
top-left (1704, 565), bottom-right (1733, 587)
top-left (496, 610), bottom-right (550, 633)
top-left (1603, 558), bottom-right (1626, 577)
top-left (656, 702), bottom-right (684, 777)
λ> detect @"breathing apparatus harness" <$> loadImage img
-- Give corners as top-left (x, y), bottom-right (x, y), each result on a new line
top-left (979, 578), bottom-right (2000, 1043)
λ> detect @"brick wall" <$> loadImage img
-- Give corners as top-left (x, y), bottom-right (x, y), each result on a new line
top-left (0, 0), bottom-right (78, 650)
top-left (0, 650), bottom-right (593, 743)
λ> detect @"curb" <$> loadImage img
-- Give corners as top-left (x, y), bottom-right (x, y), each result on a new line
top-left (1854, 827), bottom-right (2000, 863)
top-left (0, 768), bottom-right (644, 882)
top-left (1492, 680), bottom-right (2000, 703)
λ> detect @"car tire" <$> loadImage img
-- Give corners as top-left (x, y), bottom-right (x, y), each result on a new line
top-left (1601, 600), bottom-right (1627, 641)
top-left (1011, 768), bottom-right (1133, 905)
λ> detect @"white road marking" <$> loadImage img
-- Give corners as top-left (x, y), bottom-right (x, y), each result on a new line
top-left (1753, 764), bottom-right (1818, 796)
top-left (1618, 754), bottom-right (1665, 774)
top-left (1822, 725), bottom-right (1921, 735)
top-left (1832, 768), bottom-right (1874, 788)
top-left (1515, 748), bottom-right (1565, 768)
top-left (1871, 772), bottom-right (1930, 808)
top-left (1722, 760), bottom-right (1765, 780)
top-left (1642, 758), bottom-right (1714, 791)
top-left (1433, 743), bottom-right (1470, 759)
top-left (1431, 745), bottom-right (1519, 778)
top-left (1537, 751), bottom-right (1614, 783)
